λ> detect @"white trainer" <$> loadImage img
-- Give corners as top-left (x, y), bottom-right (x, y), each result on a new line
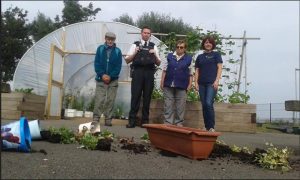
top-left (208, 128), bottom-right (216, 132)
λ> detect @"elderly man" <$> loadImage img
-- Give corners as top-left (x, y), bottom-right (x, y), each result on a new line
top-left (91, 32), bottom-right (122, 133)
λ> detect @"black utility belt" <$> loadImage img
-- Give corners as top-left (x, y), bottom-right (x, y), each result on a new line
top-left (132, 65), bottom-right (155, 70)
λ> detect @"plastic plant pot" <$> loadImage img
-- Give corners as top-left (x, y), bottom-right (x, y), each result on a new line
top-left (143, 124), bottom-right (221, 159)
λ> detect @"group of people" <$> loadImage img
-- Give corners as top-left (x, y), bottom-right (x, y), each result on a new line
top-left (90, 26), bottom-right (222, 133)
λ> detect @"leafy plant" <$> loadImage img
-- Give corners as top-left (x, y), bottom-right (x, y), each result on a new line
top-left (15, 88), bottom-right (34, 94)
top-left (187, 88), bottom-right (199, 102)
top-left (80, 133), bottom-right (98, 150)
top-left (71, 96), bottom-right (84, 111)
top-left (140, 133), bottom-right (149, 140)
top-left (49, 127), bottom-right (75, 144)
top-left (255, 142), bottom-right (292, 172)
top-left (140, 133), bottom-right (150, 143)
top-left (228, 92), bottom-right (250, 104)
top-left (231, 144), bottom-right (242, 153)
top-left (151, 88), bottom-right (163, 100)
top-left (214, 86), bottom-right (227, 102)
top-left (99, 129), bottom-right (114, 140)
top-left (113, 104), bottom-right (124, 119)
top-left (86, 98), bottom-right (95, 112)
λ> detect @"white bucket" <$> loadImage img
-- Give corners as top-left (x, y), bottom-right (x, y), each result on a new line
top-left (84, 111), bottom-right (93, 118)
top-left (75, 111), bottom-right (83, 117)
top-left (65, 109), bottom-right (76, 117)
top-left (28, 120), bottom-right (42, 140)
top-left (78, 121), bottom-right (101, 133)
top-left (78, 122), bottom-right (92, 133)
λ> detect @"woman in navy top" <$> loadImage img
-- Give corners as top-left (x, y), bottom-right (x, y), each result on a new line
top-left (194, 36), bottom-right (223, 132)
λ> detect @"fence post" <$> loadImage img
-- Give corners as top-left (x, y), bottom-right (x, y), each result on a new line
top-left (269, 103), bottom-right (272, 123)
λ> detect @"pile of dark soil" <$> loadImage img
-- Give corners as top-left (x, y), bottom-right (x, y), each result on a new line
top-left (119, 137), bottom-right (151, 154)
top-left (209, 143), bottom-right (273, 168)
top-left (40, 130), bottom-right (61, 143)
top-left (96, 138), bottom-right (112, 151)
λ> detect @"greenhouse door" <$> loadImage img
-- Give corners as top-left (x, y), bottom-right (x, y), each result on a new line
top-left (46, 44), bottom-right (65, 119)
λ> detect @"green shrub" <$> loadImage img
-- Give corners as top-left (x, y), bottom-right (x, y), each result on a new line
top-left (49, 127), bottom-right (75, 144)
top-left (187, 88), bottom-right (199, 102)
top-left (15, 88), bottom-right (34, 94)
top-left (255, 142), bottom-right (292, 172)
top-left (80, 133), bottom-right (98, 150)
top-left (151, 88), bottom-right (163, 100)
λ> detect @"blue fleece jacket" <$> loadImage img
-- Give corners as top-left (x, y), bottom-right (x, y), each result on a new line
top-left (94, 43), bottom-right (122, 82)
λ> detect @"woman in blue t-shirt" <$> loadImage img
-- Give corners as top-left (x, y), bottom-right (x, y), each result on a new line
top-left (194, 36), bottom-right (223, 132)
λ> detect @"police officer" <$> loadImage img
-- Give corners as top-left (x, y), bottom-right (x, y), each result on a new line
top-left (125, 26), bottom-right (161, 128)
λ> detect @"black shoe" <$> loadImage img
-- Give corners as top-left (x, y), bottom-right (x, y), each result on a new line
top-left (126, 124), bottom-right (135, 128)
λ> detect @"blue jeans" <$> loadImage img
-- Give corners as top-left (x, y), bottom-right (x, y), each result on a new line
top-left (199, 83), bottom-right (217, 129)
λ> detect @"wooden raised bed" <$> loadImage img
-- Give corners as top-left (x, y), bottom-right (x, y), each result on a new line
top-left (1, 92), bottom-right (46, 120)
top-left (138, 100), bottom-right (256, 133)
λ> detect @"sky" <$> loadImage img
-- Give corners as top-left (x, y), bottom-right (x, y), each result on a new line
top-left (2, 1), bottom-right (300, 104)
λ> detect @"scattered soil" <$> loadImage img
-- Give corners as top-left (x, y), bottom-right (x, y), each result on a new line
top-left (38, 130), bottom-right (300, 171)
top-left (119, 137), bottom-right (151, 154)
top-left (210, 143), bottom-right (266, 166)
top-left (96, 138), bottom-right (112, 151)
top-left (40, 130), bottom-right (61, 143)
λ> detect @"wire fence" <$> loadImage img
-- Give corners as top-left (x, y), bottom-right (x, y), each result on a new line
top-left (256, 103), bottom-right (300, 123)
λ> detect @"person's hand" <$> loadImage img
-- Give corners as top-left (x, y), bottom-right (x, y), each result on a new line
top-left (195, 83), bottom-right (199, 91)
top-left (212, 79), bottom-right (219, 90)
top-left (187, 84), bottom-right (192, 91)
top-left (134, 47), bottom-right (140, 53)
top-left (149, 49), bottom-right (155, 54)
top-left (160, 82), bottom-right (164, 90)
top-left (155, 59), bottom-right (161, 66)
top-left (102, 74), bottom-right (111, 84)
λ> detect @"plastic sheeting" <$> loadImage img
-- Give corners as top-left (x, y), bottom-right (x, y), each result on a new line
top-left (12, 21), bottom-right (167, 97)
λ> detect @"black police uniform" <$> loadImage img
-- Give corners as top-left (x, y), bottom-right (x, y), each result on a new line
top-left (127, 41), bottom-right (157, 128)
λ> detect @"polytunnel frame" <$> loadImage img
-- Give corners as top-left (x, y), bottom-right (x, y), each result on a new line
top-left (12, 21), bottom-right (168, 120)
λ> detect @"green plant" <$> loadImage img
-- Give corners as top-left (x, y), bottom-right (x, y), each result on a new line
top-left (80, 133), bottom-right (98, 150)
top-left (49, 127), bottom-right (75, 144)
top-left (86, 98), bottom-right (95, 111)
top-left (140, 133), bottom-right (150, 143)
top-left (255, 142), bottom-right (292, 172)
top-left (99, 129), bottom-right (114, 139)
top-left (228, 92), bottom-right (250, 104)
top-left (186, 88), bottom-right (199, 102)
top-left (214, 86), bottom-right (227, 102)
top-left (71, 96), bottom-right (84, 111)
top-left (113, 104), bottom-right (124, 119)
top-left (140, 133), bottom-right (149, 140)
top-left (231, 144), bottom-right (242, 153)
top-left (151, 88), bottom-right (163, 100)
top-left (15, 88), bottom-right (34, 94)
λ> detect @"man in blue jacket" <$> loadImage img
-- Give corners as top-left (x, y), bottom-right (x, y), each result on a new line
top-left (91, 32), bottom-right (122, 132)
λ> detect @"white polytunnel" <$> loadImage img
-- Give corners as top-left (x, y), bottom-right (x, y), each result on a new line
top-left (12, 21), bottom-right (168, 117)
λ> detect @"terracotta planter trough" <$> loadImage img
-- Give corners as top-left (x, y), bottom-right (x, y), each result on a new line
top-left (143, 124), bottom-right (221, 160)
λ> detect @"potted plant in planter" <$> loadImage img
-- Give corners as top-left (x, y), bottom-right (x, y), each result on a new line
top-left (63, 94), bottom-right (76, 118)
top-left (84, 98), bottom-right (94, 118)
top-left (74, 96), bottom-right (84, 117)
